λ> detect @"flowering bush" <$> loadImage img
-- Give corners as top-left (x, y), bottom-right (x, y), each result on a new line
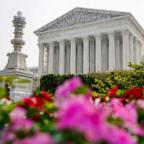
top-left (0, 76), bottom-right (144, 144)
top-left (92, 86), bottom-right (144, 103)
top-left (40, 63), bottom-right (144, 94)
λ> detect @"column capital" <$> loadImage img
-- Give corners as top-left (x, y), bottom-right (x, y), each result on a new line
top-left (95, 33), bottom-right (102, 38)
top-left (38, 43), bottom-right (44, 52)
top-left (48, 41), bottom-right (54, 47)
top-left (129, 31), bottom-right (134, 37)
top-left (38, 43), bottom-right (43, 47)
top-left (70, 38), bottom-right (77, 44)
top-left (43, 43), bottom-right (48, 47)
top-left (58, 40), bottom-right (65, 45)
top-left (122, 29), bottom-right (130, 35)
top-left (70, 37), bottom-right (76, 40)
top-left (82, 36), bottom-right (89, 41)
top-left (108, 31), bottom-right (115, 36)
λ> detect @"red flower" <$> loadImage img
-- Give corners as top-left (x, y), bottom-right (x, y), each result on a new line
top-left (108, 86), bottom-right (118, 97)
top-left (22, 91), bottom-right (54, 110)
top-left (40, 90), bottom-right (53, 101)
top-left (22, 97), bottom-right (37, 108)
top-left (22, 96), bottom-right (44, 109)
top-left (123, 87), bottom-right (144, 100)
top-left (35, 96), bottom-right (45, 109)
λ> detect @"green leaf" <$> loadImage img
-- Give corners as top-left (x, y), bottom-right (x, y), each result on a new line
top-left (74, 85), bottom-right (89, 95)
top-left (35, 87), bottom-right (41, 95)
top-left (0, 87), bottom-right (6, 98)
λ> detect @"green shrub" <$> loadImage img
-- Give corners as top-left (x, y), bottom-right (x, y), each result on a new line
top-left (40, 63), bottom-right (144, 94)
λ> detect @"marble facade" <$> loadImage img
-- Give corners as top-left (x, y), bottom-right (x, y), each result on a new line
top-left (35, 7), bottom-right (144, 74)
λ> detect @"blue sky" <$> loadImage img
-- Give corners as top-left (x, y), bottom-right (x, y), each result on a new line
top-left (0, 0), bottom-right (144, 70)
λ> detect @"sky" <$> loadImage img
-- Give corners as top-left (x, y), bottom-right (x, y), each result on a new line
top-left (0, 0), bottom-right (144, 70)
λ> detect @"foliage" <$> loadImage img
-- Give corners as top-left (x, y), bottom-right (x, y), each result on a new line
top-left (129, 61), bottom-right (144, 70)
top-left (0, 75), bottom-right (31, 99)
top-left (0, 77), bottom-right (144, 143)
top-left (0, 75), bottom-right (17, 85)
top-left (40, 63), bottom-right (144, 94)
top-left (0, 63), bottom-right (144, 143)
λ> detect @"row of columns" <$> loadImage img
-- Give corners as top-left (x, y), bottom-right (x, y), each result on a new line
top-left (38, 30), bottom-right (143, 74)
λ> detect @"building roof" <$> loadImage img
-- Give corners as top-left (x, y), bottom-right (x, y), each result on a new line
top-left (34, 7), bottom-right (131, 34)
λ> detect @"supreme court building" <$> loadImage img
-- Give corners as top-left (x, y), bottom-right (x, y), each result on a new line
top-left (34, 7), bottom-right (144, 75)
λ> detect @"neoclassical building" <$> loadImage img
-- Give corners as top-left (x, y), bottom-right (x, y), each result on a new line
top-left (35, 7), bottom-right (144, 74)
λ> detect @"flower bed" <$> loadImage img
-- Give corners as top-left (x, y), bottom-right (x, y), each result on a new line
top-left (0, 77), bottom-right (144, 144)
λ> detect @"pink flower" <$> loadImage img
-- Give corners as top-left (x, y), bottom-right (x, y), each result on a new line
top-left (137, 100), bottom-right (144, 109)
top-left (11, 118), bottom-right (33, 131)
top-left (109, 99), bottom-right (143, 135)
top-left (105, 126), bottom-right (136, 144)
top-left (10, 107), bottom-right (33, 131)
top-left (57, 96), bottom-right (136, 143)
top-left (10, 107), bottom-right (26, 121)
top-left (55, 77), bottom-right (82, 107)
top-left (0, 127), bottom-right (15, 143)
top-left (14, 133), bottom-right (53, 144)
top-left (57, 96), bottom-right (108, 142)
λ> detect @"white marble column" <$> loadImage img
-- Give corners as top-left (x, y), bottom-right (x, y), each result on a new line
top-left (89, 37), bottom-right (95, 72)
top-left (95, 34), bottom-right (102, 72)
top-left (70, 38), bottom-right (76, 74)
top-left (59, 40), bottom-right (65, 74)
top-left (65, 42), bottom-right (70, 74)
top-left (48, 42), bottom-right (54, 73)
top-left (138, 41), bottom-right (141, 64)
top-left (139, 42), bottom-right (143, 63)
top-left (83, 37), bottom-right (89, 73)
top-left (46, 47), bottom-right (49, 74)
top-left (101, 35), bottom-right (109, 71)
top-left (129, 34), bottom-right (134, 63)
top-left (122, 30), bottom-right (129, 69)
top-left (76, 39), bottom-right (83, 74)
top-left (108, 32), bottom-right (115, 71)
top-left (38, 43), bottom-right (44, 74)
top-left (135, 38), bottom-right (139, 64)
top-left (115, 33), bottom-right (122, 70)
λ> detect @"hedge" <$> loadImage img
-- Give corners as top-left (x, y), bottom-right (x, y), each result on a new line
top-left (40, 63), bottom-right (144, 94)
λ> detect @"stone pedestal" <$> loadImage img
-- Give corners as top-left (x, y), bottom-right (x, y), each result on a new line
top-left (0, 68), bottom-right (34, 101)
top-left (10, 77), bottom-right (33, 101)
top-left (0, 11), bottom-right (34, 101)
top-left (6, 52), bottom-right (27, 70)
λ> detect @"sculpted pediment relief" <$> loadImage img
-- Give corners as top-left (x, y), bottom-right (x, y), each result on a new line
top-left (35, 7), bottom-right (129, 33)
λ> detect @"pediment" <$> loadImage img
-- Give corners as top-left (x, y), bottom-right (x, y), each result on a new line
top-left (35, 7), bottom-right (130, 34)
